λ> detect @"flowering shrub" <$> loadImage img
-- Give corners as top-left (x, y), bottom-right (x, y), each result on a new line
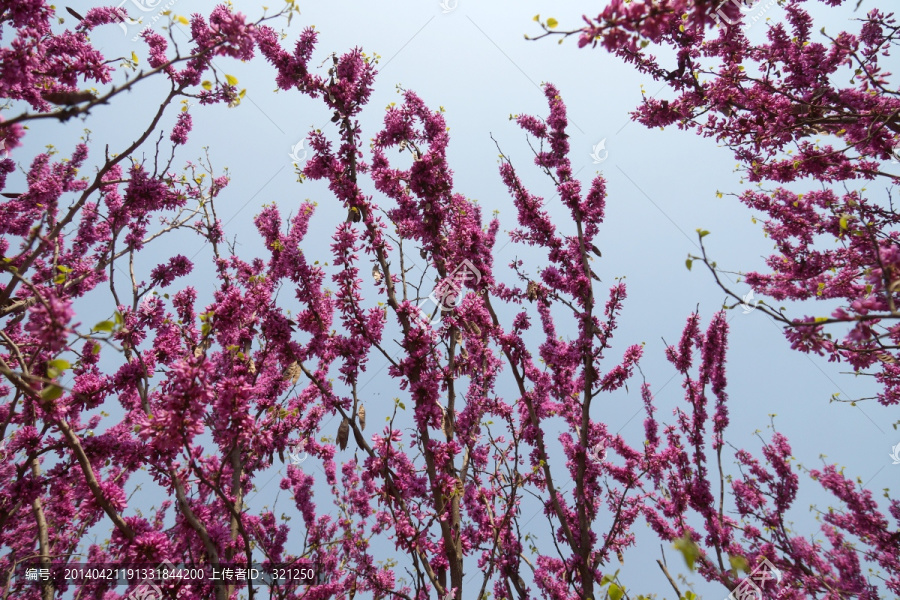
top-left (0, 2), bottom-right (897, 599)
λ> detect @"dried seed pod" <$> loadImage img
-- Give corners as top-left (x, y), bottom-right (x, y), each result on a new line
top-left (193, 337), bottom-right (211, 358)
top-left (283, 361), bottom-right (302, 385)
top-left (42, 89), bottom-right (96, 105)
top-left (526, 281), bottom-right (540, 302)
top-left (440, 406), bottom-right (450, 437)
top-left (877, 352), bottom-right (896, 364)
top-left (337, 418), bottom-right (350, 450)
top-left (357, 404), bottom-right (366, 431)
top-left (372, 265), bottom-right (383, 284)
top-left (461, 320), bottom-right (482, 338)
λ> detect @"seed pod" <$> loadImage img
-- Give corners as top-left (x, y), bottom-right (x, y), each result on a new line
top-left (877, 352), bottom-right (896, 364)
top-left (526, 281), bottom-right (540, 302)
top-left (462, 320), bottom-right (481, 337)
top-left (440, 406), bottom-right (450, 437)
top-left (337, 418), bottom-right (350, 450)
top-left (372, 265), bottom-right (383, 284)
top-left (283, 361), bottom-right (302, 385)
top-left (357, 404), bottom-right (366, 431)
top-left (42, 90), bottom-right (96, 105)
top-left (193, 337), bottom-right (211, 358)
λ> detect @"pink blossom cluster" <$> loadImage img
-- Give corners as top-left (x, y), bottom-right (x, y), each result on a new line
top-left (569, 0), bottom-right (900, 406)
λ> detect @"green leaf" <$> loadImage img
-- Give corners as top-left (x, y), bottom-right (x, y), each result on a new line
top-left (673, 534), bottom-right (700, 572)
top-left (685, 258), bottom-right (693, 271)
top-left (52, 274), bottom-right (66, 284)
top-left (93, 320), bottom-right (115, 332)
top-left (56, 265), bottom-right (72, 273)
top-left (174, 14), bottom-right (189, 25)
top-left (48, 358), bottom-right (71, 372)
top-left (224, 74), bottom-right (239, 86)
top-left (532, 14), bottom-right (540, 22)
top-left (696, 228), bottom-right (710, 238)
top-left (202, 80), bottom-right (213, 90)
top-left (839, 215), bottom-right (849, 230)
top-left (546, 17), bottom-right (558, 28)
top-left (41, 384), bottom-right (64, 401)
top-left (599, 569), bottom-right (619, 587)
top-left (608, 584), bottom-right (624, 600)
top-left (92, 343), bottom-right (101, 355)
top-left (728, 554), bottom-right (750, 575)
